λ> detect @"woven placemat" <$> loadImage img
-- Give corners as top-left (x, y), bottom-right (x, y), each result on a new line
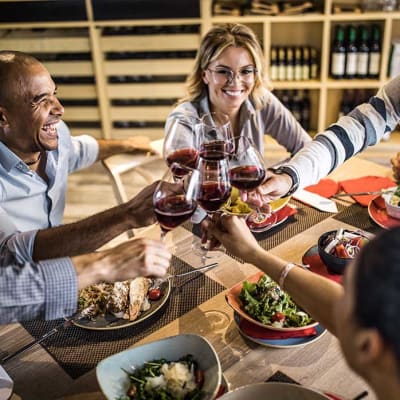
top-left (185, 200), bottom-right (347, 262)
top-left (20, 256), bottom-right (225, 379)
top-left (333, 203), bottom-right (383, 234)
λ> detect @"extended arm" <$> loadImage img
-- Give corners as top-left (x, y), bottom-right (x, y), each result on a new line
top-left (0, 237), bottom-right (170, 323)
top-left (96, 137), bottom-right (155, 161)
top-left (207, 215), bottom-right (343, 335)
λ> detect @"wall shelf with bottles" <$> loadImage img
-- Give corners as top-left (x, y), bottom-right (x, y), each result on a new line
top-left (0, 0), bottom-right (398, 139)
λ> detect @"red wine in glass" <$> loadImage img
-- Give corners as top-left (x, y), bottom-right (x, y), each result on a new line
top-left (199, 140), bottom-right (231, 160)
top-left (197, 182), bottom-right (231, 212)
top-left (154, 195), bottom-right (197, 233)
top-left (166, 148), bottom-right (199, 177)
top-left (229, 165), bottom-right (266, 191)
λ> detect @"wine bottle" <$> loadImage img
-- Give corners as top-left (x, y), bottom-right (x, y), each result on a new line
top-left (270, 47), bottom-right (279, 81)
top-left (286, 47), bottom-right (294, 81)
top-left (368, 24), bottom-right (381, 79)
top-left (331, 25), bottom-right (346, 79)
top-left (278, 47), bottom-right (286, 81)
top-left (290, 90), bottom-right (302, 122)
top-left (294, 47), bottom-right (303, 80)
top-left (345, 25), bottom-right (358, 79)
top-left (310, 47), bottom-right (318, 79)
top-left (302, 47), bottom-right (310, 80)
top-left (356, 25), bottom-right (369, 79)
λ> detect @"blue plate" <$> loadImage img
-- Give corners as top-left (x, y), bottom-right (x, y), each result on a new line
top-left (234, 313), bottom-right (327, 348)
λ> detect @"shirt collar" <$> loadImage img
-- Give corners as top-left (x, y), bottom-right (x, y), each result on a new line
top-left (0, 141), bottom-right (26, 172)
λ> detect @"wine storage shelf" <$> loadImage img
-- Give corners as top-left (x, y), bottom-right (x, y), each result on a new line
top-left (0, 0), bottom-right (399, 139)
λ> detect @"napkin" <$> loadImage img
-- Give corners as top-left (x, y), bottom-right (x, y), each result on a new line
top-left (339, 176), bottom-right (396, 207)
top-left (238, 316), bottom-right (317, 340)
top-left (304, 179), bottom-right (339, 198)
top-left (275, 205), bottom-right (297, 220)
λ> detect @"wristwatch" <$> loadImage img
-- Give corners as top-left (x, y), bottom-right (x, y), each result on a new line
top-left (268, 165), bottom-right (299, 197)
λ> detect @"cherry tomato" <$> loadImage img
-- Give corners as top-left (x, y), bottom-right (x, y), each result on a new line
top-left (148, 288), bottom-right (161, 300)
top-left (272, 311), bottom-right (285, 322)
top-left (195, 369), bottom-right (204, 388)
top-left (335, 243), bottom-right (348, 258)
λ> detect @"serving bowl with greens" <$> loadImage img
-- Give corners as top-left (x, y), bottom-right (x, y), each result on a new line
top-left (382, 186), bottom-right (400, 220)
top-left (96, 334), bottom-right (221, 400)
top-left (226, 272), bottom-right (317, 332)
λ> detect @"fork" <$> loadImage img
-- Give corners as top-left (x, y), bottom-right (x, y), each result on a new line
top-left (149, 262), bottom-right (219, 290)
top-left (0, 305), bottom-right (95, 364)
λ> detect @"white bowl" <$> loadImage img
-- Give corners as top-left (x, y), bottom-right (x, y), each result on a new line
top-left (218, 382), bottom-right (332, 400)
top-left (383, 192), bottom-right (400, 219)
top-left (96, 334), bottom-right (222, 400)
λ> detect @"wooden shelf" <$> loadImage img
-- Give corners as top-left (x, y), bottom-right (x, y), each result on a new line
top-left (0, 0), bottom-right (398, 138)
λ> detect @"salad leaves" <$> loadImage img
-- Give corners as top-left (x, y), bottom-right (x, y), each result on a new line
top-left (118, 355), bottom-right (204, 400)
top-left (239, 275), bottom-right (314, 328)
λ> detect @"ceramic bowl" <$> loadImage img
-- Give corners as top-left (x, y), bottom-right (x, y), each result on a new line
top-left (218, 382), bottom-right (332, 400)
top-left (96, 334), bottom-right (222, 400)
top-left (318, 229), bottom-right (368, 275)
top-left (383, 192), bottom-right (400, 219)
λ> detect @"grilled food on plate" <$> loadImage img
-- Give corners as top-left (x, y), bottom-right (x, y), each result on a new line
top-left (79, 277), bottom-right (152, 321)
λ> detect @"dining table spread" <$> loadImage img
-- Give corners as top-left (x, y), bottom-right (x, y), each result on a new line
top-left (0, 156), bottom-right (395, 400)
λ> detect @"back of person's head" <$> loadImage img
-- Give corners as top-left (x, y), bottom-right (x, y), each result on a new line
top-left (354, 227), bottom-right (400, 370)
top-left (0, 51), bottom-right (41, 107)
top-left (182, 23), bottom-right (268, 107)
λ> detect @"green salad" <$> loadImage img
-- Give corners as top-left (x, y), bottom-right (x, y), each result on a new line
top-left (239, 274), bottom-right (314, 328)
top-left (118, 355), bottom-right (204, 400)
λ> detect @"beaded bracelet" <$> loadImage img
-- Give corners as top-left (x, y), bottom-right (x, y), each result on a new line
top-left (279, 262), bottom-right (309, 289)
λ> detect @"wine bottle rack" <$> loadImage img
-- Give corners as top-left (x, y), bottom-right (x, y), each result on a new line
top-left (0, 0), bottom-right (399, 139)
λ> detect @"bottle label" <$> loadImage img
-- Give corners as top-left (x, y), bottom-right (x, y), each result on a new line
top-left (357, 53), bottom-right (369, 75)
top-left (345, 53), bottom-right (357, 76)
top-left (331, 53), bottom-right (345, 76)
top-left (302, 65), bottom-right (310, 80)
top-left (369, 53), bottom-right (380, 76)
top-left (270, 65), bottom-right (278, 81)
top-left (286, 66), bottom-right (294, 80)
top-left (279, 65), bottom-right (286, 81)
top-left (295, 66), bottom-right (302, 80)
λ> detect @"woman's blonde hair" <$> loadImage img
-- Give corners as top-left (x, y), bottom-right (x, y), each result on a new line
top-left (180, 23), bottom-right (270, 109)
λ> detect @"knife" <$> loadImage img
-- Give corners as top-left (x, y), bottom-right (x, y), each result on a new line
top-left (0, 305), bottom-right (95, 364)
top-left (293, 189), bottom-right (338, 213)
top-left (331, 187), bottom-right (396, 198)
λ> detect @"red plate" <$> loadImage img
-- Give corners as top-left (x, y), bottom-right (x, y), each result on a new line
top-left (225, 271), bottom-right (318, 332)
top-left (368, 195), bottom-right (400, 229)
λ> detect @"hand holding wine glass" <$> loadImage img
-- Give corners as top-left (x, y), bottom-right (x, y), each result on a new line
top-left (229, 136), bottom-right (277, 232)
top-left (153, 163), bottom-right (199, 241)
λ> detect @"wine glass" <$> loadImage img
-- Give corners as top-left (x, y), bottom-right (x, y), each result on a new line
top-left (153, 163), bottom-right (199, 241)
top-left (164, 114), bottom-right (200, 179)
top-left (229, 136), bottom-right (277, 233)
top-left (198, 112), bottom-right (235, 160)
top-left (194, 157), bottom-right (232, 262)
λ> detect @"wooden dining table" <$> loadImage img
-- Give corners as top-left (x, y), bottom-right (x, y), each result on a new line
top-left (0, 157), bottom-right (394, 400)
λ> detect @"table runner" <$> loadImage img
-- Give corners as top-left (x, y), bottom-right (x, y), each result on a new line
top-left (20, 256), bottom-right (225, 379)
top-left (333, 203), bottom-right (383, 234)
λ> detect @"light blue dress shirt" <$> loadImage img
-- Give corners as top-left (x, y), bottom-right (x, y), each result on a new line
top-left (0, 121), bottom-right (99, 264)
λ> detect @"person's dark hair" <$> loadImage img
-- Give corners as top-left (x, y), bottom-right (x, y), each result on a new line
top-left (354, 226), bottom-right (400, 368)
top-left (0, 51), bottom-right (40, 106)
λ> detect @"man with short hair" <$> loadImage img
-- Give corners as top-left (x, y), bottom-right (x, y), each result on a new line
top-left (0, 51), bottom-right (160, 264)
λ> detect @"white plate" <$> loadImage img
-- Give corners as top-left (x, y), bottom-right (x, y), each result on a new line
top-left (0, 365), bottom-right (13, 400)
top-left (218, 382), bottom-right (331, 400)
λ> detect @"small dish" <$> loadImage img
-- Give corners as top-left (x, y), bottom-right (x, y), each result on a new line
top-left (368, 195), bottom-right (400, 229)
top-left (217, 382), bottom-right (331, 399)
top-left (382, 190), bottom-right (400, 219)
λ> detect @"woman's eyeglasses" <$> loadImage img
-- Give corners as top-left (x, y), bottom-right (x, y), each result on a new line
top-left (207, 67), bottom-right (257, 84)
